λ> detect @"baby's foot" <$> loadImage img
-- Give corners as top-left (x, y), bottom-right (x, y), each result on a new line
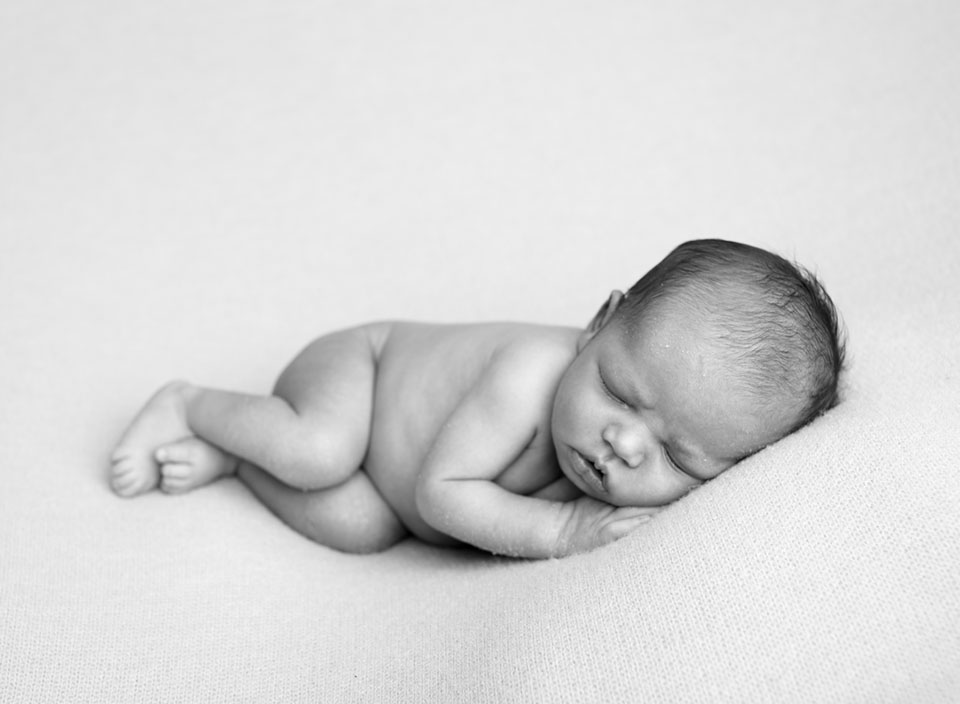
top-left (156, 437), bottom-right (237, 494)
top-left (110, 381), bottom-right (194, 498)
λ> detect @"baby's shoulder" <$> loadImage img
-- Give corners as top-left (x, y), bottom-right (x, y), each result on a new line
top-left (493, 324), bottom-right (579, 365)
top-left (482, 324), bottom-right (580, 396)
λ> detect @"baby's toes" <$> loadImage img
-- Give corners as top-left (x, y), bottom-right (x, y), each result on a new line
top-left (155, 439), bottom-right (198, 465)
top-left (111, 459), bottom-right (142, 496)
top-left (110, 455), bottom-right (132, 478)
top-left (158, 456), bottom-right (188, 491)
top-left (113, 475), bottom-right (150, 497)
top-left (160, 470), bottom-right (191, 494)
top-left (109, 450), bottom-right (160, 497)
top-left (156, 436), bottom-right (232, 494)
top-left (111, 473), bottom-right (138, 497)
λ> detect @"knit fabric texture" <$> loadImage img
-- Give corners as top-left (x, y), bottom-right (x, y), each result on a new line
top-left (2, 1), bottom-right (958, 701)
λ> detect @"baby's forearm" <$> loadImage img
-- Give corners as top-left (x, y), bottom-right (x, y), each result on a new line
top-left (415, 479), bottom-right (569, 558)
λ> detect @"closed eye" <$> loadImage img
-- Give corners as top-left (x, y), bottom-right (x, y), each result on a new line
top-left (598, 367), bottom-right (630, 408)
top-left (663, 446), bottom-right (698, 481)
top-left (665, 446), bottom-right (711, 484)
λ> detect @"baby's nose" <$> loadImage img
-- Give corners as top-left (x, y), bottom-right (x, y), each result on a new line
top-left (602, 425), bottom-right (646, 468)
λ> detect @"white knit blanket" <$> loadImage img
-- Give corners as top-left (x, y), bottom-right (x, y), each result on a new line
top-left (2, 1), bottom-right (958, 701)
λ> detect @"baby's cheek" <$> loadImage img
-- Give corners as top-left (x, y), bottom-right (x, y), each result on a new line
top-left (627, 476), bottom-right (690, 508)
top-left (550, 398), bottom-right (577, 436)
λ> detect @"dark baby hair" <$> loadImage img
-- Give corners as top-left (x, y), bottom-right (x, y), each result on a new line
top-left (617, 239), bottom-right (846, 435)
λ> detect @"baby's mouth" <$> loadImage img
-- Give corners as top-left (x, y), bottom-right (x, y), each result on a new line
top-left (589, 459), bottom-right (607, 489)
top-left (575, 449), bottom-right (607, 493)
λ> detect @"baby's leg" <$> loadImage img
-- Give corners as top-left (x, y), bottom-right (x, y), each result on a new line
top-left (110, 326), bottom-right (378, 497)
top-left (136, 435), bottom-right (404, 552)
top-left (237, 461), bottom-right (407, 553)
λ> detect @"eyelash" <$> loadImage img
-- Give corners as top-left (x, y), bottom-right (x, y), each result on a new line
top-left (598, 369), bottom-right (630, 409)
top-left (663, 447), bottom-right (686, 475)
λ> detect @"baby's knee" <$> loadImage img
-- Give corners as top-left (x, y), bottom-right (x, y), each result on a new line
top-left (298, 480), bottom-right (407, 554)
top-left (274, 431), bottom-right (361, 490)
top-left (330, 523), bottom-right (406, 554)
top-left (302, 504), bottom-right (406, 554)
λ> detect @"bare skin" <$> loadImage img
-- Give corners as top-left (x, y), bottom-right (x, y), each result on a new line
top-left (110, 292), bottom-right (797, 557)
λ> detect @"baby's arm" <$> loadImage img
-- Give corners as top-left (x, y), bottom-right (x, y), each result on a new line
top-left (415, 347), bottom-right (652, 558)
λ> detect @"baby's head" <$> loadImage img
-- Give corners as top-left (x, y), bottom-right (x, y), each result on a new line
top-left (616, 239), bottom-right (845, 431)
top-left (552, 238), bottom-right (845, 507)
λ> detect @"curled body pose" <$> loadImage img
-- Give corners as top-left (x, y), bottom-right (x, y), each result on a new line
top-left (110, 240), bottom-right (844, 558)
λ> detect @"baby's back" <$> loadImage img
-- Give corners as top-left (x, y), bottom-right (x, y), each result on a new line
top-left (362, 321), bottom-right (579, 542)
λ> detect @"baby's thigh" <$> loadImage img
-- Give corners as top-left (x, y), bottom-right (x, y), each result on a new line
top-left (273, 325), bottom-right (383, 466)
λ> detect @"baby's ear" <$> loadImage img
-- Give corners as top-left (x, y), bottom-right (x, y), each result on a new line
top-left (579, 290), bottom-right (625, 349)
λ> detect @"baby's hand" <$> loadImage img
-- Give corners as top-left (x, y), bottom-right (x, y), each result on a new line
top-left (554, 496), bottom-right (659, 557)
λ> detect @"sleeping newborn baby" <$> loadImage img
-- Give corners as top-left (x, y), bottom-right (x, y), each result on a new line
top-left (110, 239), bottom-right (845, 558)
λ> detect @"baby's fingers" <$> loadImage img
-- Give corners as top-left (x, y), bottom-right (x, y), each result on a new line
top-left (603, 513), bottom-right (654, 541)
top-left (613, 505), bottom-right (661, 521)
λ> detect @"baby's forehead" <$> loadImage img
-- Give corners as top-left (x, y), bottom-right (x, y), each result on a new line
top-left (610, 314), bottom-right (782, 411)
top-left (615, 302), bottom-right (727, 356)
